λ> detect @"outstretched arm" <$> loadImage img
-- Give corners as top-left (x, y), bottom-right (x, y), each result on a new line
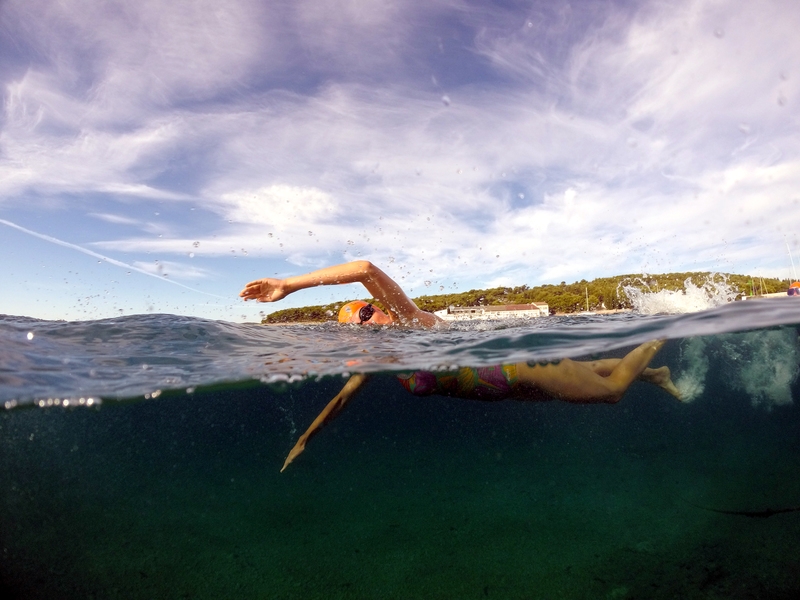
top-left (281, 374), bottom-right (369, 472)
top-left (240, 260), bottom-right (440, 327)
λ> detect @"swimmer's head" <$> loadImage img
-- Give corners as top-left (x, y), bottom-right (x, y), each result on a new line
top-left (338, 300), bottom-right (392, 325)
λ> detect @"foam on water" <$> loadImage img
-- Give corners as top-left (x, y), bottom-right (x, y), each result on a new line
top-left (622, 274), bottom-right (740, 315)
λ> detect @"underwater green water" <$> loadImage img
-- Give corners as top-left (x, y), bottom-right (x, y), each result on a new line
top-left (2, 357), bottom-right (800, 599)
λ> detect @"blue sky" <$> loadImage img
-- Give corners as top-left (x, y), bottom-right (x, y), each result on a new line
top-left (1, 0), bottom-right (799, 322)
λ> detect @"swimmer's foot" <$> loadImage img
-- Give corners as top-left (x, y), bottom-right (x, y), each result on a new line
top-left (643, 366), bottom-right (682, 401)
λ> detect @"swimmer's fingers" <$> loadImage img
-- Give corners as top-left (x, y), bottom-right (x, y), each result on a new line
top-left (280, 437), bottom-right (307, 472)
top-left (239, 278), bottom-right (287, 302)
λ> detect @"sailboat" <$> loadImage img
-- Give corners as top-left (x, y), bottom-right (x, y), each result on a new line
top-left (577, 286), bottom-right (597, 315)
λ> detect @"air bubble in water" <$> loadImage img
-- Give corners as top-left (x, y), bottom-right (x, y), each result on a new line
top-left (26, 332), bottom-right (33, 340)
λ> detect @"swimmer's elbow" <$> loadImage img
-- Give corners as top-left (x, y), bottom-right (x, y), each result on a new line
top-left (351, 260), bottom-right (376, 275)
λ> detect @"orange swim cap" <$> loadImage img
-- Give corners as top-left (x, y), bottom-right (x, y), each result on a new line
top-left (338, 300), bottom-right (371, 323)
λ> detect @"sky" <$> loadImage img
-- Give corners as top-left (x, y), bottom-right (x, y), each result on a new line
top-left (1, 0), bottom-right (799, 322)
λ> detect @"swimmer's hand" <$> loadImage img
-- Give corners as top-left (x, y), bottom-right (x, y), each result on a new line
top-left (281, 437), bottom-right (307, 472)
top-left (239, 278), bottom-right (288, 302)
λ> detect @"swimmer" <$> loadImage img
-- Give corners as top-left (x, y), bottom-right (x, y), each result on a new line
top-left (240, 260), bottom-right (681, 471)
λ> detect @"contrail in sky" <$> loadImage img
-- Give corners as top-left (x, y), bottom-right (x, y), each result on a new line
top-left (0, 218), bottom-right (228, 299)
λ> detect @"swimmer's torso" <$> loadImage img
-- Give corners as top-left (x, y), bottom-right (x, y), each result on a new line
top-left (397, 365), bottom-right (518, 400)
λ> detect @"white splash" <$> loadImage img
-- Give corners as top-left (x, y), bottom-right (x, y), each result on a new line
top-left (621, 275), bottom-right (739, 315)
top-left (674, 337), bottom-right (709, 403)
top-left (720, 329), bottom-right (799, 409)
top-left (677, 329), bottom-right (799, 408)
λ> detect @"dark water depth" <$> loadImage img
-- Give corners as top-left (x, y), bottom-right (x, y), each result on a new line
top-left (1, 300), bottom-right (800, 599)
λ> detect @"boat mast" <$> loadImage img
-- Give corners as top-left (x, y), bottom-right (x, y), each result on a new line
top-left (788, 241), bottom-right (799, 281)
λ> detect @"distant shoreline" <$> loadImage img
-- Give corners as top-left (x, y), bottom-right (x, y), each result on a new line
top-left (262, 308), bottom-right (634, 324)
top-left (259, 271), bottom-right (790, 325)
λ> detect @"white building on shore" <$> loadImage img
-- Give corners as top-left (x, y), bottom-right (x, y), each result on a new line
top-left (434, 303), bottom-right (550, 321)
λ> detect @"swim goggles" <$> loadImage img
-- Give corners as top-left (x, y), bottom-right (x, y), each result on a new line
top-left (358, 303), bottom-right (375, 323)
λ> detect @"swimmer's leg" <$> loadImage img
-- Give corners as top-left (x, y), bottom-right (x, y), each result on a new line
top-left (580, 358), bottom-right (681, 401)
top-left (515, 340), bottom-right (666, 404)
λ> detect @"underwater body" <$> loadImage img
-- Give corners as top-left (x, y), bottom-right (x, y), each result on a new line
top-left (2, 293), bottom-right (800, 599)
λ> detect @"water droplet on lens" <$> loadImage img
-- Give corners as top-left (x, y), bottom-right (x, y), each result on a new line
top-left (189, 252), bottom-right (195, 258)
top-left (424, 280), bottom-right (432, 287)
top-left (26, 332), bottom-right (33, 340)
top-left (518, 193), bottom-right (525, 199)
top-left (192, 241), bottom-right (200, 247)
top-left (714, 28), bottom-right (724, 38)
top-left (738, 123), bottom-right (751, 134)
top-left (441, 95), bottom-right (451, 106)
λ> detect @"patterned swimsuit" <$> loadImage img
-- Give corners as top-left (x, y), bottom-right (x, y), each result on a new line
top-left (397, 364), bottom-right (518, 400)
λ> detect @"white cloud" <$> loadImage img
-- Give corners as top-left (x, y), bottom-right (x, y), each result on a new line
top-left (2, 0), bottom-right (800, 323)
top-left (219, 185), bottom-right (340, 226)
